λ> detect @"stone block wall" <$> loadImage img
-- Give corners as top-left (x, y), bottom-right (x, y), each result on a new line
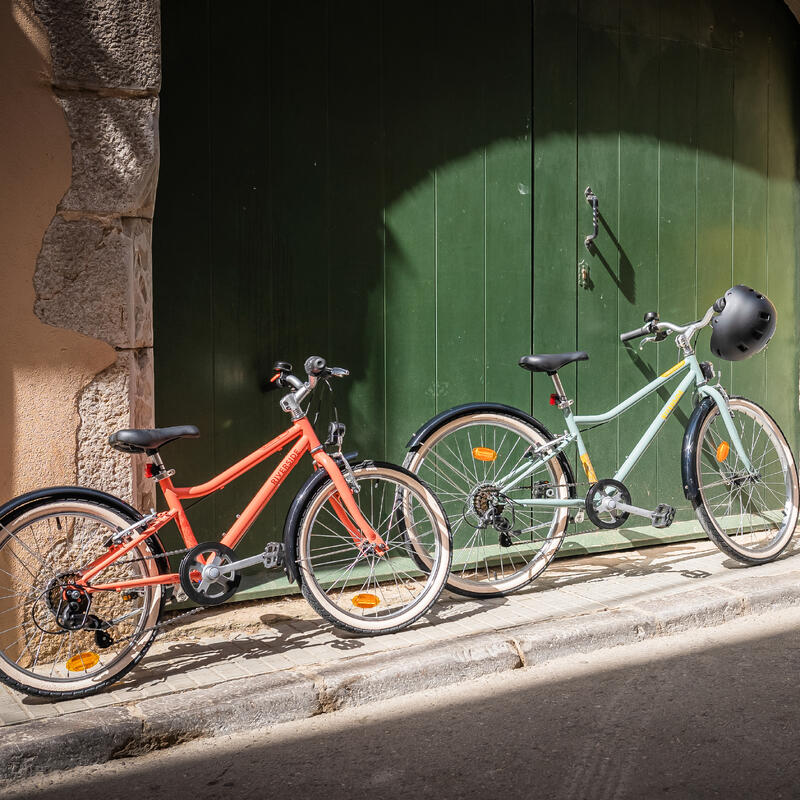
top-left (31, 0), bottom-right (161, 509)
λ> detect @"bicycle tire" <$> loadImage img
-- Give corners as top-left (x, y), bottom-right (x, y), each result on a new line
top-left (294, 462), bottom-right (452, 634)
top-left (0, 497), bottom-right (163, 698)
top-left (403, 411), bottom-right (569, 597)
top-left (689, 396), bottom-right (799, 564)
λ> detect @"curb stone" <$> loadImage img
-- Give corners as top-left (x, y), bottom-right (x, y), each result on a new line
top-left (0, 707), bottom-right (141, 781)
top-left (3, 576), bottom-right (800, 783)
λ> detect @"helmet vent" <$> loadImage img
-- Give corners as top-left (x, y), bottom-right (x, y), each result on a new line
top-left (737, 343), bottom-right (749, 353)
top-left (759, 311), bottom-right (771, 320)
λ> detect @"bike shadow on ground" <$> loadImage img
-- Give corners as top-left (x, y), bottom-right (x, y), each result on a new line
top-left (32, 597), bottom-right (496, 698)
top-left (523, 541), bottom-right (718, 591)
top-left (22, 539), bottom-right (798, 702)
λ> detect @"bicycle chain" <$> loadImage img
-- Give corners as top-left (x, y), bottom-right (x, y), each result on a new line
top-left (92, 544), bottom-right (199, 643)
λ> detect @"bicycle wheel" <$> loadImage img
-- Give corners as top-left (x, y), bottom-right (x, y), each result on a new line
top-left (691, 396), bottom-right (799, 564)
top-left (403, 412), bottom-right (570, 597)
top-left (295, 462), bottom-right (451, 634)
top-left (0, 498), bottom-right (163, 698)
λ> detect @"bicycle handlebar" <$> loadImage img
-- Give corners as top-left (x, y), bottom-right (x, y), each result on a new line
top-left (620, 323), bottom-right (655, 343)
top-left (273, 357), bottom-right (350, 412)
top-left (619, 298), bottom-right (724, 347)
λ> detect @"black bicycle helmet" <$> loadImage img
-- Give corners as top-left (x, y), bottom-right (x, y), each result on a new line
top-left (709, 284), bottom-right (776, 361)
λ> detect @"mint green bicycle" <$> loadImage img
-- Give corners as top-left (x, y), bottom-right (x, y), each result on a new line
top-left (404, 286), bottom-right (799, 597)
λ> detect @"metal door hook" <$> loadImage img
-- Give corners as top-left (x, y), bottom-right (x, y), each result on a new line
top-left (584, 186), bottom-right (599, 250)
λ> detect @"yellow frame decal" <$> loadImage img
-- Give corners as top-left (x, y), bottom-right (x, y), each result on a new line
top-left (660, 389), bottom-right (685, 420)
top-left (580, 453), bottom-right (598, 484)
top-left (660, 360), bottom-right (686, 379)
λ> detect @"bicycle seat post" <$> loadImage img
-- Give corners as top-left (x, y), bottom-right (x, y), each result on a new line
top-left (549, 371), bottom-right (573, 411)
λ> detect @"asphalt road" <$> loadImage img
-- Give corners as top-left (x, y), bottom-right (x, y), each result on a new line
top-left (7, 606), bottom-right (800, 800)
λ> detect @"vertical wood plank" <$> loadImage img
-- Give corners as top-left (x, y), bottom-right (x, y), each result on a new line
top-left (617, 25), bottom-right (661, 510)
top-left (532, 0), bottom-right (578, 433)
top-left (265, 2), bottom-right (331, 530)
top-left (657, 36), bottom-right (698, 519)
top-left (327, 1), bottom-right (384, 463)
top-left (484, 0), bottom-right (532, 409)
top-left (696, 44), bottom-right (733, 368)
top-left (209, 0), bottom-right (275, 552)
top-left (731, 1), bottom-right (769, 403)
top-left (576, 7), bottom-right (620, 483)
top-left (153, 0), bottom-right (215, 550)
top-left (383, 0), bottom-right (438, 461)
top-left (765, 2), bottom-right (800, 454)
top-left (435, 0), bottom-right (487, 413)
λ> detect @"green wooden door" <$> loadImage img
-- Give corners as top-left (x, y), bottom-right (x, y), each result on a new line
top-left (154, 0), bottom-right (800, 596)
top-left (532, 0), bottom-right (800, 553)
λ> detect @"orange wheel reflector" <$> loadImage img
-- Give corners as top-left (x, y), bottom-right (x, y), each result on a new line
top-left (472, 447), bottom-right (497, 462)
top-left (716, 441), bottom-right (730, 462)
top-left (65, 652), bottom-right (100, 672)
top-left (352, 593), bottom-right (381, 609)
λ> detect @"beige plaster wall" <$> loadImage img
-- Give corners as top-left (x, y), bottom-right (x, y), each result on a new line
top-left (0, 1), bottom-right (115, 501)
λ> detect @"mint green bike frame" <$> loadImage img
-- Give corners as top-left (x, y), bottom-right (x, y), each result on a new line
top-left (497, 353), bottom-right (752, 509)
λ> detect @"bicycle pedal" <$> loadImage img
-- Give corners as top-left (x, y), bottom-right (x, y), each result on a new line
top-left (262, 541), bottom-right (284, 569)
top-left (651, 503), bottom-right (675, 529)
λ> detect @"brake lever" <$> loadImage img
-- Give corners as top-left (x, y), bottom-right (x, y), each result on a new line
top-left (638, 330), bottom-right (671, 350)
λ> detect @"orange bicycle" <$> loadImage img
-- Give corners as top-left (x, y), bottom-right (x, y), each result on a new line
top-left (0, 357), bottom-right (452, 698)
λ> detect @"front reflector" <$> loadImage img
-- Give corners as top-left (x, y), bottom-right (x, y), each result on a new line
top-left (472, 447), bottom-right (497, 462)
top-left (66, 652), bottom-right (100, 672)
top-left (352, 593), bottom-right (380, 609)
top-left (716, 441), bottom-right (730, 462)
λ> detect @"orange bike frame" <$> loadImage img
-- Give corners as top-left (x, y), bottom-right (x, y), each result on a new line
top-left (78, 415), bottom-right (383, 593)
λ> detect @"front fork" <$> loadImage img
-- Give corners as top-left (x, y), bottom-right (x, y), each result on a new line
top-left (312, 450), bottom-right (388, 553)
top-left (697, 384), bottom-right (754, 473)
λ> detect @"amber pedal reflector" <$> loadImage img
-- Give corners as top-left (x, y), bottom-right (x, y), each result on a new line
top-left (65, 652), bottom-right (100, 672)
top-left (472, 447), bottom-right (497, 462)
top-left (716, 441), bottom-right (730, 462)
top-left (351, 593), bottom-right (380, 609)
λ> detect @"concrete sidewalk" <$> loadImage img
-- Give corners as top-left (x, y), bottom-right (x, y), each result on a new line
top-left (2, 538), bottom-right (800, 782)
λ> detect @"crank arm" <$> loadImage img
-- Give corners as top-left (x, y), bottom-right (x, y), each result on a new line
top-left (599, 498), bottom-right (658, 521)
top-left (210, 542), bottom-right (284, 578)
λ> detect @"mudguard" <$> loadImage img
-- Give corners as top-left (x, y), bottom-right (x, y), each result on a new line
top-left (0, 485), bottom-right (171, 574)
top-left (282, 469), bottom-right (331, 585)
top-left (282, 452), bottom-right (360, 585)
top-left (681, 396), bottom-right (716, 507)
top-left (405, 402), bottom-right (577, 495)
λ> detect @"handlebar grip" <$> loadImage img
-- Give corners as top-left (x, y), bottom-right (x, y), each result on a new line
top-left (304, 356), bottom-right (327, 376)
top-left (620, 325), bottom-right (650, 343)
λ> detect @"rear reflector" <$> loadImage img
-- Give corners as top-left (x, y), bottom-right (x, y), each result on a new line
top-left (472, 447), bottom-right (497, 462)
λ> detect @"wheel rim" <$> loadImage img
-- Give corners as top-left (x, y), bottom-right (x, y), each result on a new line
top-left (697, 399), bottom-right (798, 558)
top-left (299, 468), bottom-right (448, 629)
top-left (0, 503), bottom-right (160, 692)
top-left (405, 415), bottom-right (568, 593)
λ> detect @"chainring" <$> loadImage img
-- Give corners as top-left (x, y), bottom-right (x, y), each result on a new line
top-left (585, 479), bottom-right (632, 530)
top-left (179, 542), bottom-right (241, 607)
